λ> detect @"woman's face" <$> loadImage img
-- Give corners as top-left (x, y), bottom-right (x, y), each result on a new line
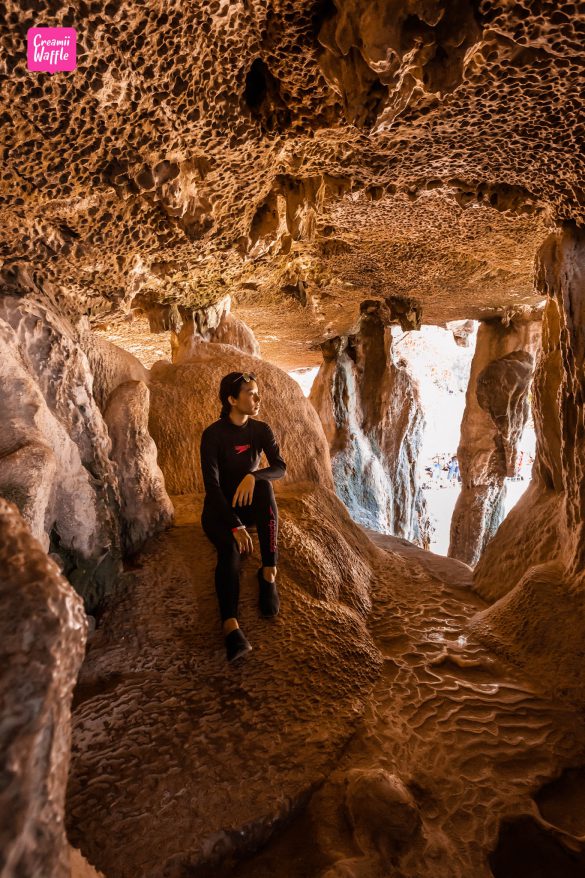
top-left (230, 380), bottom-right (260, 416)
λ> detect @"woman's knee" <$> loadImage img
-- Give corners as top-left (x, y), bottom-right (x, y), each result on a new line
top-left (215, 537), bottom-right (240, 565)
top-left (254, 479), bottom-right (275, 502)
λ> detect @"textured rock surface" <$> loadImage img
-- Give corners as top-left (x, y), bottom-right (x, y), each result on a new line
top-left (66, 486), bottom-right (381, 878)
top-left (4, 0), bottom-right (578, 363)
top-left (470, 225), bottom-right (585, 702)
top-left (345, 768), bottom-right (422, 858)
top-left (449, 314), bottom-right (541, 565)
top-left (0, 498), bottom-right (87, 878)
top-left (471, 560), bottom-right (585, 703)
top-left (81, 330), bottom-right (150, 412)
top-left (473, 482), bottom-right (563, 602)
top-left (103, 380), bottom-right (174, 554)
top-left (171, 295), bottom-right (260, 361)
top-left (0, 295), bottom-right (122, 606)
top-left (149, 342), bottom-right (333, 495)
top-left (193, 530), bottom-right (585, 878)
top-left (310, 302), bottom-right (428, 544)
top-left (2, 3), bottom-right (585, 875)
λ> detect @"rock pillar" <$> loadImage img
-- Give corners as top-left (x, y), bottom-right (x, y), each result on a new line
top-left (448, 315), bottom-right (541, 565)
top-left (469, 225), bottom-right (585, 703)
top-left (310, 302), bottom-right (429, 545)
top-left (170, 295), bottom-right (260, 361)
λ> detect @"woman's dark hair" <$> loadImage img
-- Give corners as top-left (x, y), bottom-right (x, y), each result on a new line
top-left (219, 371), bottom-right (257, 418)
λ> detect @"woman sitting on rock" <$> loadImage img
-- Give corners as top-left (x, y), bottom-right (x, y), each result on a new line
top-left (200, 371), bottom-right (287, 662)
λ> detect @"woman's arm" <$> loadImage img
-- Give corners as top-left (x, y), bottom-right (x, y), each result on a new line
top-left (200, 429), bottom-right (244, 528)
top-left (253, 423), bottom-right (287, 481)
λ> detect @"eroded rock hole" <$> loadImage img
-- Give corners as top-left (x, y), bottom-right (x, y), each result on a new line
top-left (244, 58), bottom-right (291, 133)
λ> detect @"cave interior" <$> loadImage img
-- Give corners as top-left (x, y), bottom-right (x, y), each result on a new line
top-left (1, 1), bottom-right (585, 877)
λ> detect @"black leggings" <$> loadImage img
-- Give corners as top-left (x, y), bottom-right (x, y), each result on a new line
top-left (201, 479), bottom-right (279, 622)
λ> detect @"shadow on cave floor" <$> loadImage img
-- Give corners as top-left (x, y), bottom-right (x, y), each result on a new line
top-left (68, 498), bottom-right (585, 878)
top-left (490, 816), bottom-right (585, 878)
top-left (534, 765), bottom-right (585, 837)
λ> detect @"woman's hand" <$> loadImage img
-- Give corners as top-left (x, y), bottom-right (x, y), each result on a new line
top-left (233, 528), bottom-right (253, 554)
top-left (232, 473), bottom-right (256, 507)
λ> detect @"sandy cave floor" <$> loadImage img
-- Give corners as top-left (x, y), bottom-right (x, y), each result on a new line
top-left (67, 497), bottom-right (585, 878)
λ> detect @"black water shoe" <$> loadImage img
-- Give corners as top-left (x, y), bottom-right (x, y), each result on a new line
top-left (225, 628), bottom-right (252, 662)
top-left (258, 567), bottom-right (280, 618)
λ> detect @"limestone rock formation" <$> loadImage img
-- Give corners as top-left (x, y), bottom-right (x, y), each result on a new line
top-left (449, 314), bottom-right (541, 566)
top-left (148, 343), bottom-right (333, 495)
top-left (103, 380), bottom-right (174, 554)
top-left (0, 296), bottom-right (122, 606)
top-left (80, 330), bottom-right (150, 412)
top-left (3, 0), bottom-right (575, 365)
top-left (310, 302), bottom-right (428, 544)
top-left (345, 769), bottom-right (422, 859)
top-left (0, 498), bottom-right (87, 878)
top-left (471, 560), bottom-right (585, 704)
top-left (472, 482), bottom-right (563, 603)
top-left (170, 295), bottom-right (261, 361)
top-left (66, 486), bottom-right (381, 878)
top-left (476, 349), bottom-right (534, 475)
top-left (471, 225), bottom-right (585, 703)
top-left (2, 2), bottom-right (585, 876)
top-left (215, 529), bottom-right (585, 878)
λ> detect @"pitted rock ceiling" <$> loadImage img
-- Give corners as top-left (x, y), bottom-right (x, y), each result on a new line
top-left (2, 0), bottom-right (583, 364)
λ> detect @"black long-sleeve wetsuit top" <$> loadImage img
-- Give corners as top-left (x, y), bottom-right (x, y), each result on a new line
top-left (200, 417), bottom-right (287, 529)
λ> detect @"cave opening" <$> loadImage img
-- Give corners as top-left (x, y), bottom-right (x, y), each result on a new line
top-left (290, 318), bottom-right (538, 564)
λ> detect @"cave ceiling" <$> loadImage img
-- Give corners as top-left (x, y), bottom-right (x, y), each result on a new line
top-left (1, 0), bottom-right (583, 367)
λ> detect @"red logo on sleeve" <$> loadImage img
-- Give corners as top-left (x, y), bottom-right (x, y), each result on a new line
top-left (234, 444), bottom-right (251, 454)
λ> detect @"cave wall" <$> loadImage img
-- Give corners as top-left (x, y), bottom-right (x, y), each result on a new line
top-left (0, 498), bottom-right (87, 878)
top-left (0, 292), bottom-right (173, 607)
top-left (449, 314), bottom-right (541, 566)
top-left (470, 225), bottom-right (585, 703)
top-left (310, 304), bottom-right (428, 545)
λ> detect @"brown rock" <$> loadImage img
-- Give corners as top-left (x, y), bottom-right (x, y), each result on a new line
top-left (473, 483), bottom-right (563, 602)
top-left (3, 2), bottom-right (573, 365)
top-left (448, 319), bottom-right (476, 348)
top-left (172, 296), bottom-right (260, 361)
top-left (81, 330), bottom-right (150, 412)
top-left (470, 561), bottom-right (585, 703)
top-left (66, 486), bottom-right (381, 878)
top-left (148, 341), bottom-right (333, 494)
top-left (70, 848), bottom-right (106, 878)
top-left (471, 225), bottom-right (585, 700)
top-left (449, 315), bottom-right (541, 566)
top-left (0, 298), bottom-right (122, 606)
top-left (476, 350), bottom-right (534, 476)
top-left (0, 498), bottom-right (87, 878)
top-left (473, 297), bottom-right (565, 599)
top-left (345, 768), bottom-right (421, 857)
top-left (103, 381), bottom-right (174, 554)
top-left (474, 227), bottom-right (584, 597)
